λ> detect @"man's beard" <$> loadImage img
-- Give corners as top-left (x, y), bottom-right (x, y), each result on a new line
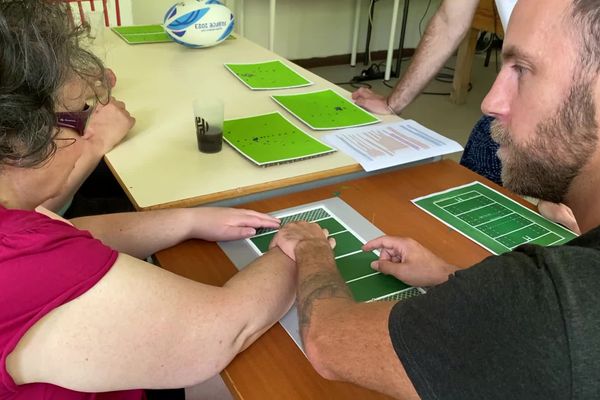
top-left (490, 80), bottom-right (598, 203)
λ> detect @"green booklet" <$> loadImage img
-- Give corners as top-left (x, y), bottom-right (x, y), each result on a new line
top-left (224, 60), bottom-right (313, 90)
top-left (112, 25), bottom-right (237, 45)
top-left (223, 112), bottom-right (335, 167)
top-left (111, 25), bottom-right (172, 44)
top-left (272, 89), bottom-right (380, 130)
top-left (248, 205), bottom-right (421, 302)
top-left (413, 182), bottom-right (578, 255)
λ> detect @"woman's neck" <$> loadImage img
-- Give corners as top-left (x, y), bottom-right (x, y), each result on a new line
top-left (0, 173), bottom-right (41, 211)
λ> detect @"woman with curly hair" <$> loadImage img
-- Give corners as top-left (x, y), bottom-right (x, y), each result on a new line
top-left (0, 1), bottom-right (297, 399)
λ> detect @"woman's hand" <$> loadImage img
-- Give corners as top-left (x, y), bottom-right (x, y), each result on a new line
top-left (190, 208), bottom-right (280, 241)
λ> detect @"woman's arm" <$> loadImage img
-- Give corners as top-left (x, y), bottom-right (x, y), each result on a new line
top-left (70, 207), bottom-right (280, 258)
top-left (7, 248), bottom-right (295, 392)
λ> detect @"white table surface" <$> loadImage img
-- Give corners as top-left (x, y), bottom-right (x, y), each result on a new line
top-left (101, 32), bottom-right (401, 210)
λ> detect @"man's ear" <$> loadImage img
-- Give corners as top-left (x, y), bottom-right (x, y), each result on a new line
top-left (592, 74), bottom-right (600, 140)
top-left (594, 74), bottom-right (600, 116)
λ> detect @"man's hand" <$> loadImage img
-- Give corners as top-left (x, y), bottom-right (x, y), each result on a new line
top-left (83, 96), bottom-right (135, 155)
top-left (190, 208), bottom-right (280, 241)
top-left (537, 201), bottom-right (581, 234)
top-left (351, 87), bottom-right (393, 115)
top-left (270, 221), bottom-right (334, 261)
top-left (363, 236), bottom-right (457, 287)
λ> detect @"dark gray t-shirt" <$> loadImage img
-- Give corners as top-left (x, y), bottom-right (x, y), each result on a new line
top-left (389, 226), bottom-right (600, 400)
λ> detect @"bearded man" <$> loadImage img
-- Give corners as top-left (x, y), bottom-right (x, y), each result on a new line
top-left (270, 0), bottom-right (600, 399)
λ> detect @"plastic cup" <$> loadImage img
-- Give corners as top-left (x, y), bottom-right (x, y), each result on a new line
top-left (193, 98), bottom-right (224, 153)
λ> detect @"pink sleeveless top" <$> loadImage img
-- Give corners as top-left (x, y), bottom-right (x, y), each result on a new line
top-left (0, 206), bottom-right (143, 400)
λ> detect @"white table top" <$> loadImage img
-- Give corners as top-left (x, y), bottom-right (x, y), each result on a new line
top-left (101, 32), bottom-right (400, 210)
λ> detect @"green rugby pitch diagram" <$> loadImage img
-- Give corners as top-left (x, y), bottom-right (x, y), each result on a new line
top-left (412, 182), bottom-right (578, 255)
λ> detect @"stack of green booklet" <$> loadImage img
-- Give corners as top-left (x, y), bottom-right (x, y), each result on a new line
top-left (111, 25), bottom-right (172, 44)
top-left (225, 60), bottom-right (313, 90)
top-left (111, 25), bottom-right (237, 45)
top-left (272, 89), bottom-right (380, 130)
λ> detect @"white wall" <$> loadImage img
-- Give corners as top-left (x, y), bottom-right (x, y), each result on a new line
top-left (132, 0), bottom-right (441, 60)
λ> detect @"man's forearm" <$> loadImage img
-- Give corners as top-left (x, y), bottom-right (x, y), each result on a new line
top-left (388, 0), bottom-right (479, 112)
top-left (295, 240), bottom-right (353, 340)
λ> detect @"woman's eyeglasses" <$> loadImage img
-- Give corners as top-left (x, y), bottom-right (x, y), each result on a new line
top-left (55, 102), bottom-right (94, 136)
top-left (53, 136), bottom-right (78, 149)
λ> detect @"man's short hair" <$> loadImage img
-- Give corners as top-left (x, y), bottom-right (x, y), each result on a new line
top-left (572, 0), bottom-right (600, 73)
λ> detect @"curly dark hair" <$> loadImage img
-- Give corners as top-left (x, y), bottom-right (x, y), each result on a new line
top-left (0, 0), bottom-right (108, 168)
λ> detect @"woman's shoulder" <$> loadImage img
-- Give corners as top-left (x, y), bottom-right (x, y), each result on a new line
top-left (0, 206), bottom-right (116, 277)
top-left (0, 206), bottom-right (118, 323)
top-left (0, 206), bottom-right (87, 245)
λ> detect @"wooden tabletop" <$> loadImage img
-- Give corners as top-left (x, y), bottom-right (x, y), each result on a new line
top-left (154, 160), bottom-right (534, 399)
top-left (99, 31), bottom-right (402, 211)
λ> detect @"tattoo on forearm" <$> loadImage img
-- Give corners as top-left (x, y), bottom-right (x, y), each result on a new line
top-left (298, 271), bottom-right (352, 332)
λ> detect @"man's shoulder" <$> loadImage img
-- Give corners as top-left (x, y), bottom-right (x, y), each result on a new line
top-left (501, 229), bottom-right (600, 399)
top-left (563, 224), bottom-right (600, 248)
top-left (516, 224), bottom-right (600, 278)
top-left (387, 229), bottom-right (600, 399)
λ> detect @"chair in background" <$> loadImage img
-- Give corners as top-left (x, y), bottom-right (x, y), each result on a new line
top-left (64, 0), bottom-right (127, 27)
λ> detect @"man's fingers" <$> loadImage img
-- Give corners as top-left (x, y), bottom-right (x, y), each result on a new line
top-left (268, 231), bottom-right (281, 249)
top-left (354, 97), bottom-right (368, 108)
top-left (371, 260), bottom-right (402, 276)
top-left (328, 237), bottom-right (336, 249)
top-left (538, 201), bottom-right (581, 234)
top-left (363, 235), bottom-right (406, 251)
top-left (363, 236), bottom-right (386, 251)
top-left (378, 248), bottom-right (394, 261)
top-left (352, 87), bottom-right (370, 99)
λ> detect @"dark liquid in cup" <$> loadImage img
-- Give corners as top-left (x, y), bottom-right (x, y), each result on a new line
top-left (199, 131), bottom-right (223, 153)
top-left (196, 117), bottom-right (223, 153)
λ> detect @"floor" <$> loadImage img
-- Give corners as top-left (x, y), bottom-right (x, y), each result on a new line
top-left (184, 51), bottom-right (501, 400)
top-left (185, 375), bottom-right (233, 400)
top-left (308, 51), bottom-right (501, 162)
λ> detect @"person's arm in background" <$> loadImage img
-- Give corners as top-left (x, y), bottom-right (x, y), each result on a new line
top-left (352, 0), bottom-right (480, 114)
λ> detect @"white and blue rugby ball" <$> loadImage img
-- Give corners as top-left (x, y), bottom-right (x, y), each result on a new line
top-left (164, 0), bottom-right (234, 48)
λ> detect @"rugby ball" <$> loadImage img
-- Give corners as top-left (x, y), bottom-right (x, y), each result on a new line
top-left (164, 1), bottom-right (234, 48)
